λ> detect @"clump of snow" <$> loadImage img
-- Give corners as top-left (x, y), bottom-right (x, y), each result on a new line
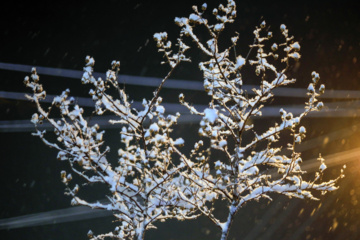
top-left (280, 24), bottom-right (286, 32)
top-left (235, 55), bottom-right (245, 70)
top-left (299, 126), bottom-right (306, 134)
top-left (173, 138), bottom-right (184, 146)
top-left (153, 32), bottom-right (167, 42)
top-left (203, 108), bottom-right (218, 124)
top-left (219, 140), bottom-right (227, 148)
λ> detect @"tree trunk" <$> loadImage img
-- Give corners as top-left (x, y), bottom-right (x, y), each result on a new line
top-left (136, 232), bottom-right (145, 240)
top-left (220, 203), bottom-right (237, 240)
top-left (136, 222), bottom-right (145, 240)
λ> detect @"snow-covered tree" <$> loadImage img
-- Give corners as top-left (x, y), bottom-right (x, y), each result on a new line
top-left (24, 0), bottom-right (344, 239)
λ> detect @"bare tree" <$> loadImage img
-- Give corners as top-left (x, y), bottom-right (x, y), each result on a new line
top-left (24, 0), bottom-right (344, 239)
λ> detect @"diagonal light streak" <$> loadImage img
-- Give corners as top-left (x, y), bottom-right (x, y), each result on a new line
top-left (0, 206), bottom-right (112, 230)
top-left (1, 90), bottom-right (359, 132)
top-left (1, 62), bottom-right (360, 98)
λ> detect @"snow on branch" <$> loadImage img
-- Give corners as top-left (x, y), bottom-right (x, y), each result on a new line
top-left (24, 0), bottom-right (343, 240)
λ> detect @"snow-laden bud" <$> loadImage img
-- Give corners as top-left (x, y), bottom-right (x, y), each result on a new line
top-left (280, 24), bottom-right (286, 32)
top-left (87, 230), bottom-right (94, 239)
top-left (73, 184), bottom-right (79, 194)
top-left (307, 83), bottom-right (315, 93)
top-left (66, 173), bottom-right (72, 182)
top-left (149, 123), bottom-right (159, 134)
top-left (271, 43), bottom-right (278, 51)
top-left (35, 84), bottom-right (43, 93)
top-left (96, 132), bottom-right (104, 142)
top-left (201, 3), bottom-right (207, 11)
top-left (289, 52), bottom-right (301, 61)
top-left (70, 198), bottom-right (78, 206)
top-left (61, 170), bottom-right (66, 179)
top-left (57, 151), bottom-right (67, 160)
top-left (285, 112), bottom-right (293, 120)
top-left (214, 23), bottom-right (224, 32)
top-left (260, 21), bottom-right (266, 29)
top-left (194, 142), bottom-right (200, 151)
top-left (204, 79), bottom-right (211, 92)
top-left (316, 101), bottom-right (324, 110)
top-left (93, 124), bottom-right (100, 131)
top-left (23, 76), bottom-right (30, 85)
top-left (153, 32), bottom-right (168, 42)
top-left (319, 84), bottom-right (325, 94)
top-left (291, 42), bottom-right (301, 51)
top-left (54, 128), bottom-right (59, 135)
top-left (85, 56), bottom-right (95, 66)
top-left (267, 31), bottom-right (273, 38)
top-left (299, 126), bottom-right (306, 134)
top-left (31, 73), bottom-right (39, 83)
top-left (317, 154), bottom-right (327, 172)
top-left (31, 113), bottom-right (39, 124)
top-left (216, 169), bottom-right (222, 178)
top-left (268, 135), bottom-right (276, 142)
top-left (215, 160), bottom-right (222, 170)
top-left (312, 71), bottom-right (320, 83)
top-left (111, 60), bottom-right (120, 69)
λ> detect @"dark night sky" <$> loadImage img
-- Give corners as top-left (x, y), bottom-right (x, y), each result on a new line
top-left (2, 0), bottom-right (359, 88)
top-left (1, 0), bottom-right (360, 239)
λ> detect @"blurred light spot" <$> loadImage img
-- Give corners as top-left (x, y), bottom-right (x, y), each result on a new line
top-left (201, 227), bottom-right (211, 235)
top-left (323, 136), bottom-right (329, 146)
top-left (350, 189), bottom-right (355, 196)
top-left (351, 195), bottom-right (358, 206)
top-left (352, 125), bottom-right (358, 132)
top-left (330, 218), bottom-right (338, 231)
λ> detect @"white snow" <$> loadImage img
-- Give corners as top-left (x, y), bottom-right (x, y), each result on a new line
top-left (173, 138), bottom-right (184, 146)
top-left (153, 32), bottom-right (167, 42)
top-left (299, 126), bottom-right (306, 134)
top-left (235, 55), bottom-right (246, 70)
top-left (319, 163), bottom-right (327, 172)
top-left (219, 140), bottom-right (227, 148)
top-left (204, 108), bottom-right (218, 124)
